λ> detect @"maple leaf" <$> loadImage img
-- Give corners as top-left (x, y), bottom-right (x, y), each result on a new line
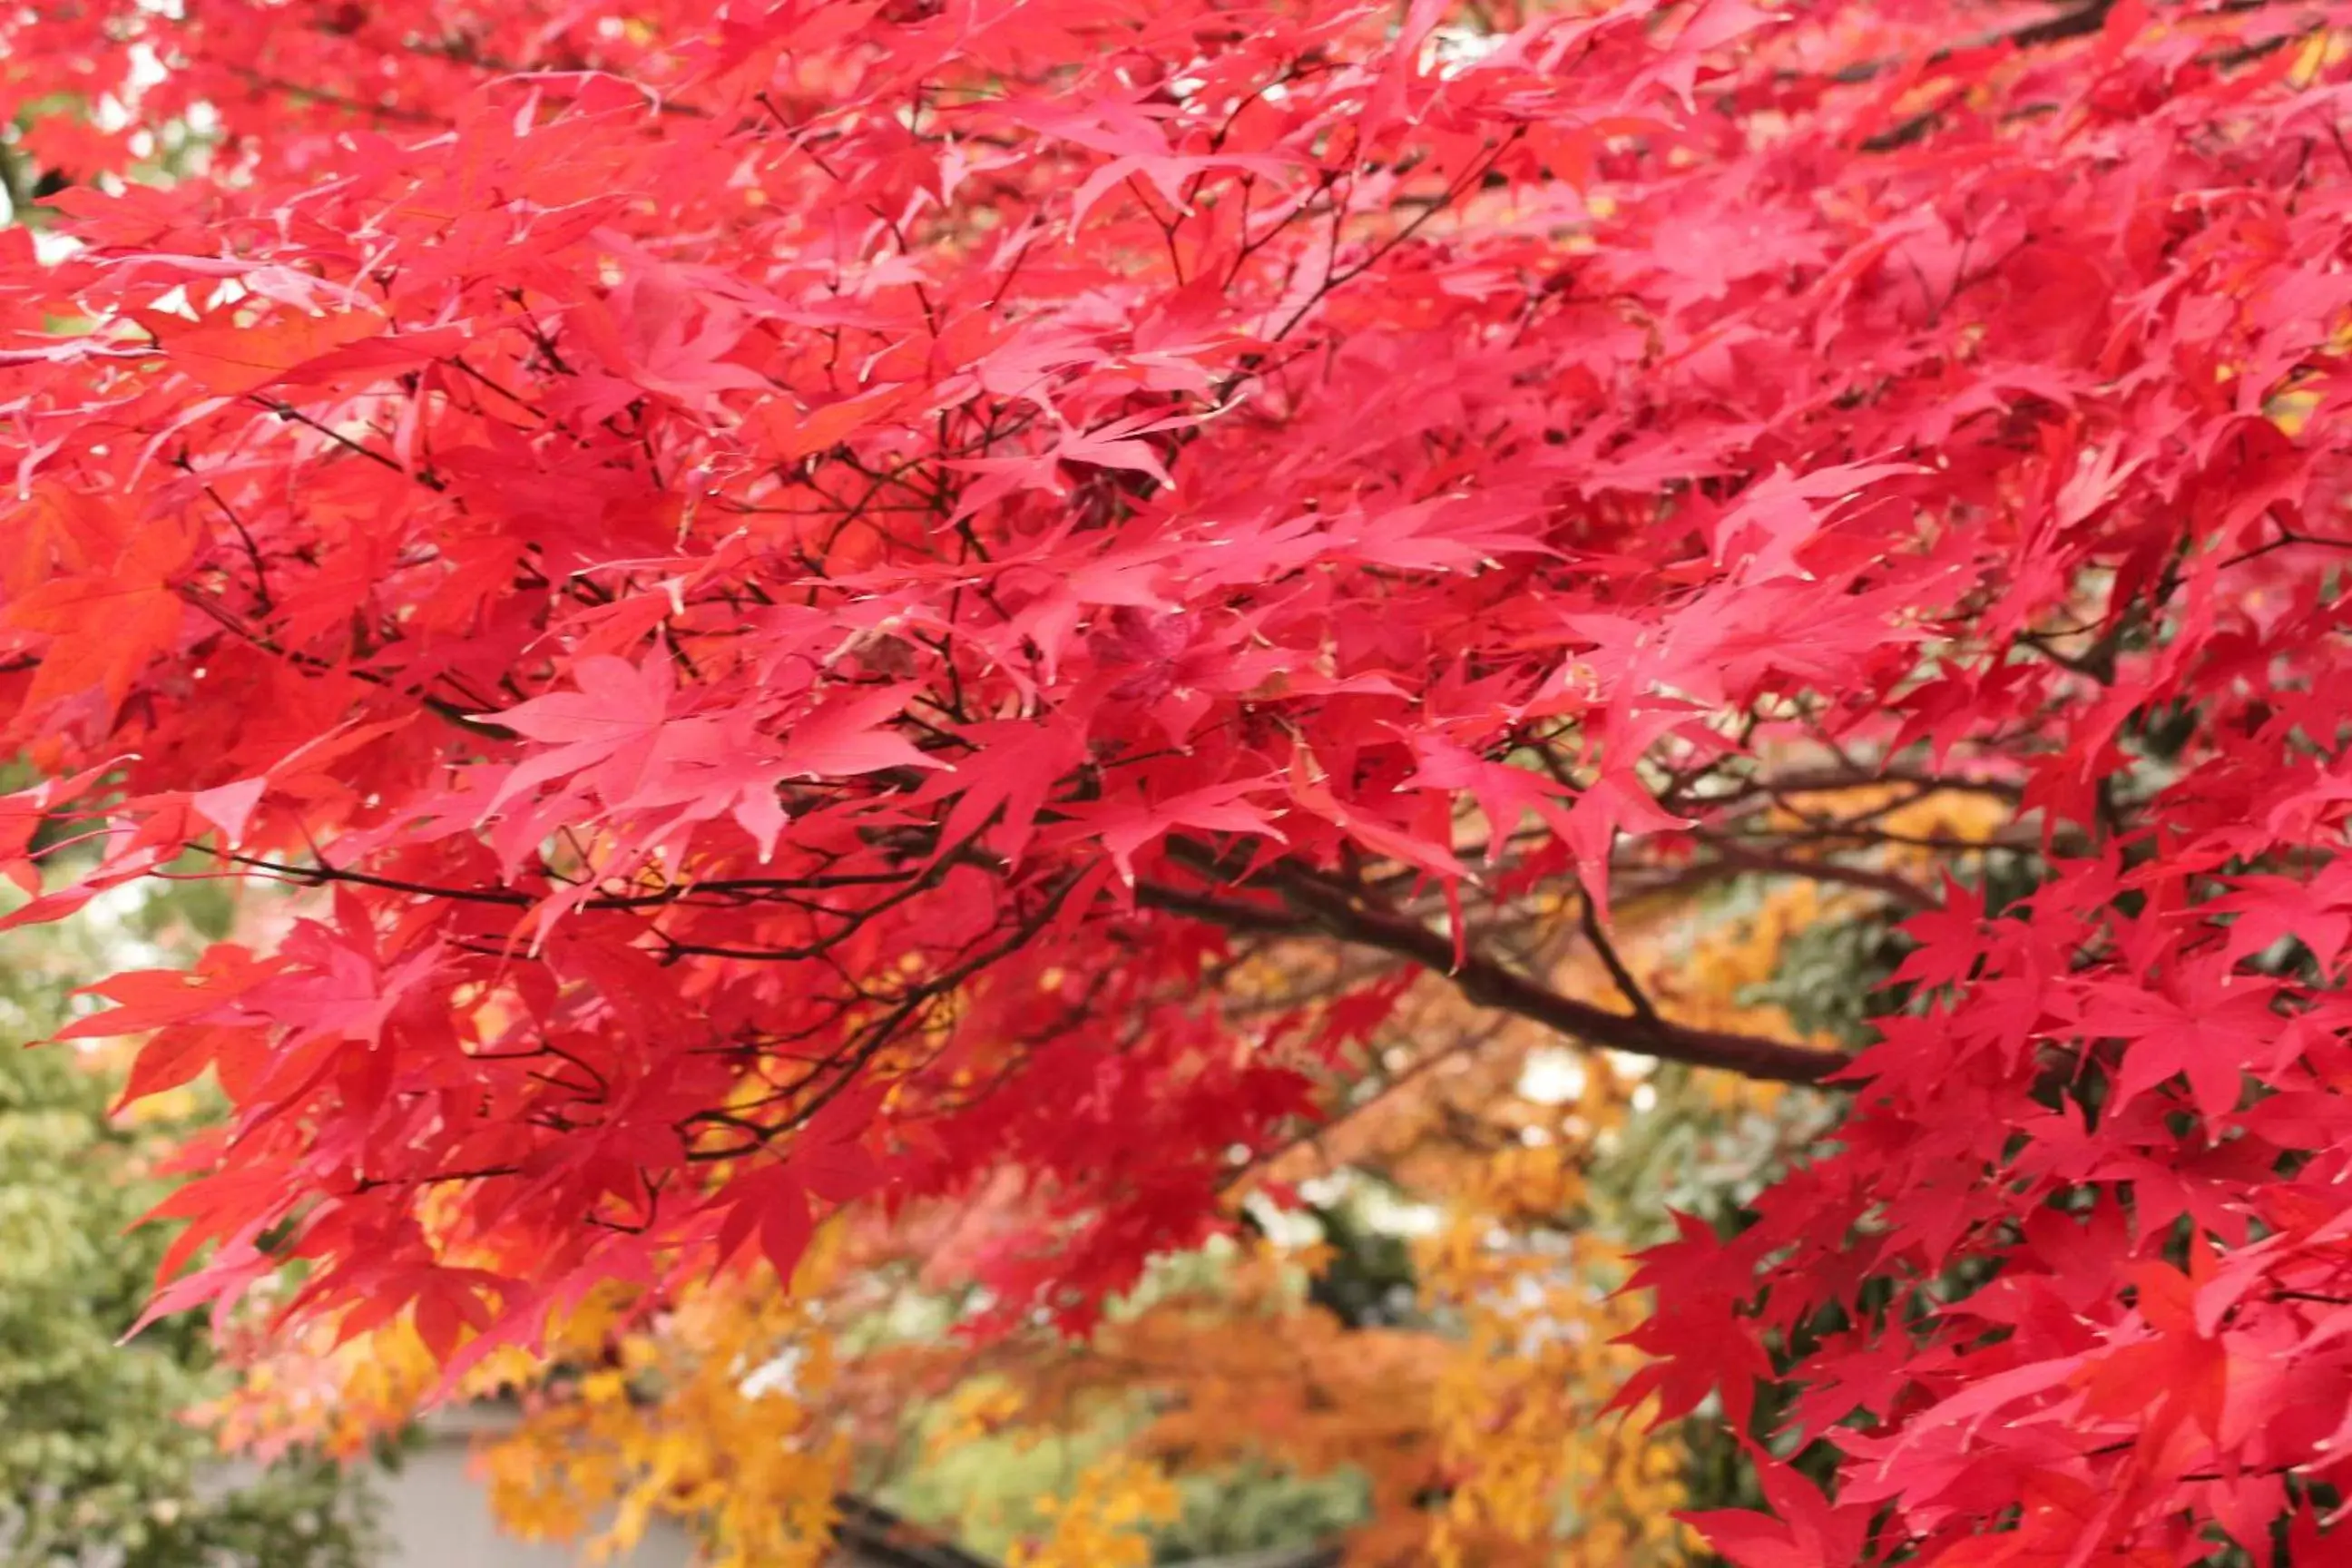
top-left (2206, 865), bottom-right (2352, 972)
top-left (128, 303), bottom-right (389, 397)
top-left (3, 513), bottom-right (192, 710)
top-left (2092, 973), bottom-right (2280, 1122)
top-left (480, 655), bottom-right (677, 818)
top-left (777, 685), bottom-right (937, 780)
top-left (1683, 1454), bottom-right (1866, 1568)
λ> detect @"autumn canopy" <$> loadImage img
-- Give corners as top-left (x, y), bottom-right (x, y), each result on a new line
top-left (5, 0), bottom-right (2352, 1557)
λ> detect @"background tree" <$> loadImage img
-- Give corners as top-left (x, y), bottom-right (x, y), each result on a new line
top-left (0, 867), bottom-right (377, 1568)
top-left (216, 798), bottom-right (1991, 1565)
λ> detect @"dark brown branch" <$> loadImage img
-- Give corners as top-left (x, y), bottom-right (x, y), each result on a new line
top-left (227, 69), bottom-right (446, 125)
top-left (2000, 0), bottom-right (2120, 50)
top-left (1816, 0), bottom-right (2117, 91)
top-left (1844, 0), bottom-right (2121, 151)
top-left (1580, 887), bottom-right (1663, 1026)
top-left (1138, 874), bottom-right (1850, 1087)
top-left (1742, 764), bottom-right (2026, 803)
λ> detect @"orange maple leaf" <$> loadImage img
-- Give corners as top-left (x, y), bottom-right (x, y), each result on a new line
top-left (2, 510), bottom-right (193, 708)
top-left (130, 303), bottom-right (389, 397)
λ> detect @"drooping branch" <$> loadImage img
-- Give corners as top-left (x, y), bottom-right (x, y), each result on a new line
top-left (1812, 0), bottom-right (2120, 90)
top-left (1138, 873), bottom-right (1852, 1088)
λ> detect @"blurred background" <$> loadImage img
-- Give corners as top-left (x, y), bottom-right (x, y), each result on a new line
top-left (0, 767), bottom-right (2002, 1565)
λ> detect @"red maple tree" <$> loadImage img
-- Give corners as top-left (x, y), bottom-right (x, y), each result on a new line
top-left (6, 0), bottom-right (2352, 1559)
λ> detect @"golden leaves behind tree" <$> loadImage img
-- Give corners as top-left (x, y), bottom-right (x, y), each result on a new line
top-left (211, 780), bottom-right (2011, 1563)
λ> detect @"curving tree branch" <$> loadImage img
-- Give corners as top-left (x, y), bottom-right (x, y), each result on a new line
top-left (1138, 871), bottom-right (1852, 1088)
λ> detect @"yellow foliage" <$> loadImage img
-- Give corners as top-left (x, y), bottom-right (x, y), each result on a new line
top-left (474, 1263), bottom-right (850, 1568)
top-left (926, 1381), bottom-right (1028, 1460)
top-left (199, 773), bottom-right (2014, 1567)
top-left (829, 879), bottom-right (1857, 1565)
top-left (1420, 1182), bottom-right (1690, 1568)
top-left (1003, 1456), bottom-right (1179, 1568)
top-left (207, 1252), bottom-right (854, 1568)
top-left (196, 1315), bottom-right (449, 1465)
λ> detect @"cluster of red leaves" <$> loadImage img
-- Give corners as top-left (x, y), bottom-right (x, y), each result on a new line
top-left (9, 0), bottom-right (2352, 1559)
